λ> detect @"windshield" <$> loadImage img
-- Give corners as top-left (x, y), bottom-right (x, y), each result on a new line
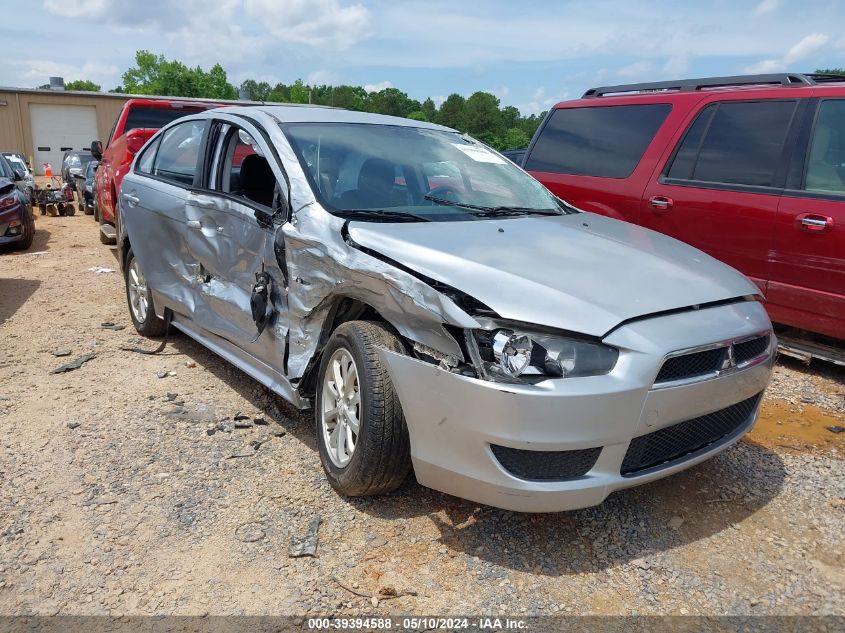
top-left (281, 123), bottom-right (565, 222)
top-left (7, 156), bottom-right (27, 173)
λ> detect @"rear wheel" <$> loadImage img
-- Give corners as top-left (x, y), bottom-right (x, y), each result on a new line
top-left (125, 248), bottom-right (167, 337)
top-left (315, 321), bottom-right (411, 496)
top-left (13, 211), bottom-right (35, 251)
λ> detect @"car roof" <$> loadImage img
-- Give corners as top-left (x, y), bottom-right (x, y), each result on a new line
top-left (209, 104), bottom-right (455, 132)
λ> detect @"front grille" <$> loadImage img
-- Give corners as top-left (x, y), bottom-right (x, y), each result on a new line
top-left (491, 445), bottom-right (601, 481)
top-left (734, 334), bottom-right (770, 364)
top-left (621, 392), bottom-right (762, 476)
top-left (655, 347), bottom-right (725, 383)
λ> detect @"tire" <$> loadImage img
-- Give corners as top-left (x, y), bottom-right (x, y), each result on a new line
top-left (78, 201), bottom-right (86, 213)
top-left (315, 321), bottom-right (411, 496)
top-left (93, 198), bottom-right (99, 222)
top-left (99, 220), bottom-right (116, 245)
top-left (124, 248), bottom-right (167, 337)
top-left (39, 204), bottom-right (46, 215)
top-left (66, 204), bottom-right (76, 217)
top-left (13, 212), bottom-right (35, 251)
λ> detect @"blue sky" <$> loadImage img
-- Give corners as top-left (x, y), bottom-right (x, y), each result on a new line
top-left (2, 0), bottom-right (844, 114)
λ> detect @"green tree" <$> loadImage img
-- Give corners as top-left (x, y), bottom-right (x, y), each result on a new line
top-left (407, 111), bottom-right (428, 121)
top-left (438, 93), bottom-right (467, 130)
top-left (290, 79), bottom-right (309, 104)
top-left (121, 50), bottom-right (237, 99)
top-left (464, 91), bottom-right (502, 137)
top-left (421, 98), bottom-right (437, 123)
top-left (500, 127), bottom-right (531, 150)
top-left (240, 79), bottom-right (272, 101)
top-left (815, 68), bottom-right (845, 75)
top-left (65, 79), bottom-right (101, 91)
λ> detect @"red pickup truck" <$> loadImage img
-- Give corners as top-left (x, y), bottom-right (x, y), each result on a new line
top-left (92, 98), bottom-right (224, 244)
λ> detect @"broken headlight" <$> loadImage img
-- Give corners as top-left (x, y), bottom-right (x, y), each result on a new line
top-left (475, 326), bottom-right (618, 381)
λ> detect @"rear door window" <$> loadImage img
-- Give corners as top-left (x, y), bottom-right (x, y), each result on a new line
top-left (524, 104), bottom-right (671, 178)
top-left (152, 120), bottom-right (206, 186)
top-left (804, 99), bottom-right (845, 193)
top-left (666, 100), bottom-right (797, 187)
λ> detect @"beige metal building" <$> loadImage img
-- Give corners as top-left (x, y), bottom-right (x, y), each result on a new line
top-left (0, 87), bottom-right (129, 175)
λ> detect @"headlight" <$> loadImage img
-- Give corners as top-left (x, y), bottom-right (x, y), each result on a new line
top-left (477, 326), bottom-right (618, 381)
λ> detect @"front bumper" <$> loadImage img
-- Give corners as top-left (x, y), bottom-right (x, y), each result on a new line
top-left (380, 301), bottom-right (774, 512)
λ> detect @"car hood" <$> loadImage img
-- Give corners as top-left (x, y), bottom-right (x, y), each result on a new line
top-left (348, 212), bottom-right (759, 337)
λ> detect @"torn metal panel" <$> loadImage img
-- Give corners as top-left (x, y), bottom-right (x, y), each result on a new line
top-left (281, 205), bottom-right (478, 382)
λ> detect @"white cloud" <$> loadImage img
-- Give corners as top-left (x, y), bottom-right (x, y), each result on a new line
top-left (744, 32), bottom-right (830, 73)
top-left (784, 33), bottom-right (829, 63)
top-left (12, 60), bottom-right (119, 87)
top-left (517, 87), bottom-right (567, 115)
top-left (244, 0), bottom-right (370, 50)
top-left (618, 61), bottom-right (655, 79)
top-left (754, 0), bottom-right (780, 16)
top-left (662, 55), bottom-right (690, 77)
top-left (431, 95), bottom-right (447, 108)
top-left (43, 0), bottom-right (109, 18)
top-left (307, 69), bottom-right (340, 85)
top-left (364, 80), bottom-right (392, 93)
top-left (744, 59), bottom-right (786, 73)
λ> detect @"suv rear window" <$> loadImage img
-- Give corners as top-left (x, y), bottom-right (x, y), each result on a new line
top-left (124, 107), bottom-right (203, 134)
top-left (667, 100), bottom-right (797, 187)
top-left (524, 104), bottom-right (671, 178)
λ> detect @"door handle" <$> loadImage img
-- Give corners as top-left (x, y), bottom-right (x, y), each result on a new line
top-left (649, 196), bottom-right (673, 211)
top-left (186, 219), bottom-right (224, 234)
top-left (795, 213), bottom-right (834, 233)
top-left (121, 192), bottom-right (140, 206)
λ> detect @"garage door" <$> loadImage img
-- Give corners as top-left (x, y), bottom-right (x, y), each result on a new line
top-left (30, 104), bottom-right (98, 176)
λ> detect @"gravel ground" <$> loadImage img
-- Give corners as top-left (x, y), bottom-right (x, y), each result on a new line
top-left (0, 210), bottom-right (843, 618)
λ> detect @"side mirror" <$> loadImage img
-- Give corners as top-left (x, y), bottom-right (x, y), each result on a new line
top-left (90, 140), bottom-right (103, 161)
top-left (73, 173), bottom-right (85, 180)
top-left (12, 169), bottom-right (23, 182)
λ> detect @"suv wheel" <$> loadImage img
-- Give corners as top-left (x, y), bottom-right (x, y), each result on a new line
top-left (316, 321), bottom-right (411, 496)
top-left (125, 249), bottom-right (167, 337)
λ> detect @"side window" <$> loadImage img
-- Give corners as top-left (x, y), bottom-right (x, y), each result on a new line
top-left (135, 136), bottom-right (160, 174)
top-left (668, 100), bottom-right (796, 187)
top-left (524, 104), bottom-right (671, 178)
top-left (215, 127), bottom-right (277, 208)
top-left (804, 100), bottom-right (845, 193)
top-left (152, 120), bottom-right (206, 186)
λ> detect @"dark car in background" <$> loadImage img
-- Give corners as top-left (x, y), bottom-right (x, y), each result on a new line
top-left (524, 73), bottom-right (845, 365)
top-left (501, 148), bottom-right (526, 165)
top-left (61, 150), bottom-right (96, 197)
top-left (0, 152), bottom-right (35, 250)
top-left (75, 159), bottom-right (99, 216)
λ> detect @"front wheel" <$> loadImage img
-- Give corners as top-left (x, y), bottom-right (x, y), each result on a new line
top-left (315, 321), bottom-right (411, 496)
top-left (125, 248), bottom-right (167, 337)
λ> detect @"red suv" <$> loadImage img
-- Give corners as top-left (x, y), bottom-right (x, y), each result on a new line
top-left (92, 98), bottom-right (225, 244)
top-left (525, 73), bottom-right (845, 364)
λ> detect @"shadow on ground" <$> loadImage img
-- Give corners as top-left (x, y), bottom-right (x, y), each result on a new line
top-left (0, 278), bottom-right (41, 325)
top-left (164, 327), bottom-right (787, 576)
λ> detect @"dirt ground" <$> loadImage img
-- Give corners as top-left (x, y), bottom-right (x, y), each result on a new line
top-left (0, 209), bottom-right (843, 618)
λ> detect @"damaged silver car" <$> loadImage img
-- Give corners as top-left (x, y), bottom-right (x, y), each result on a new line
top-left (117, 106), bottom-right (775, 512)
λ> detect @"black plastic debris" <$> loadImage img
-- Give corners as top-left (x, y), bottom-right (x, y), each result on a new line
top-left (289, 515), bottom-right (321, 557)
top-left (233, 412), bottom-right (250, 421)
top-left (50, 353), bottom-right (95, 374)
top-left (100, 322), bottom-right (126, 331)
top-left (827, 426), bottom-right (845, 434)
top-left (253, 417), bottom-right (269, 426)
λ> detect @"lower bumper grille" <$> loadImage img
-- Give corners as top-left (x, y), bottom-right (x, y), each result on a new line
top-left (621, 392), bottom-right (763, 477)
top-left (491, 445), bottom-right (601, 481)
